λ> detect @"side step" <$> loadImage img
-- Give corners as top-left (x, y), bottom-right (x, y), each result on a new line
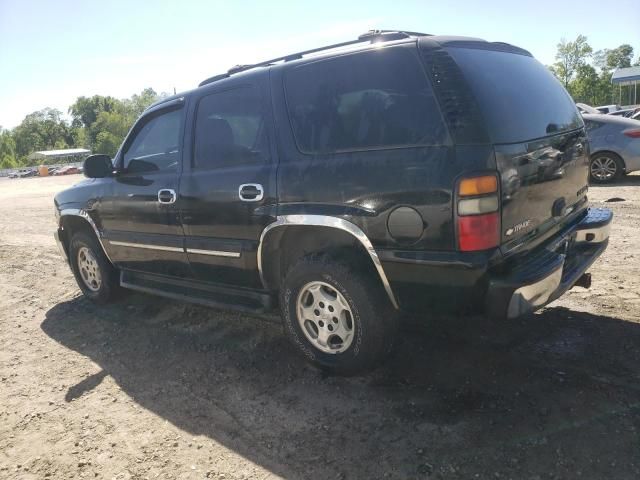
top-left (120, 270), bottom-right (276, 314)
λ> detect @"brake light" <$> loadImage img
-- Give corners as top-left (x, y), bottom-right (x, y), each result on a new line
top-left (458, 213), bottom-right (500, 251)
top-left (456, 174), bottom-right (500, 252)
top-left (623, 129), bottom-right (640, 138)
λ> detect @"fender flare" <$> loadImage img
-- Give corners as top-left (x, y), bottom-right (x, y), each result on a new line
top-left (59, 208), bottom-right (113, 264)
top-left (257, 215), bottom-right (399, 309)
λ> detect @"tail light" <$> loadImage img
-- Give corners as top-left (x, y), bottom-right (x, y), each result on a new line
top-left (456, 174), bottom-right (500, 251)
top-left (623, 128), bottom-right (640, 138)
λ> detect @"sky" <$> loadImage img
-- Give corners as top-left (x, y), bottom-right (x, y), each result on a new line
top-left (1, 0), bottom-right (639, 129)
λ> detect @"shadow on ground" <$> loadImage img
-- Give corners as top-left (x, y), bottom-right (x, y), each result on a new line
top-left (42, 295), bottom-right (640, 479)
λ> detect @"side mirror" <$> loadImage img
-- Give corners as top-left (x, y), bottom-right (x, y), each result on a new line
top-left (83, 154), bottom-right (113, 178)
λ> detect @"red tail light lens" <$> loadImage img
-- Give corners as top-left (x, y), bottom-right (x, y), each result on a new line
top-left (624, 129), bottom-right (640, 138)
top-left (458, 212), bottom-right (500, 251)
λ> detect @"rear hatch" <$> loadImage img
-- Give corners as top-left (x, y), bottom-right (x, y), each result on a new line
top-left (445, 45), bottom-right (589, 253)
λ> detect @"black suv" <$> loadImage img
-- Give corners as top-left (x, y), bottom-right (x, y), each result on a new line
top-left (54, 30), bottom-right (612, 374)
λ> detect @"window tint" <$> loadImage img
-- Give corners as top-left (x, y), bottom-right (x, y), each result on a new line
top-left (123, 108), bottom-right (182, 173)
top-left (194, 87), bottom-right (267, 169)
top-left (446, 47), bottom-right (583, 143)
top-left (285, 47), bottom-right (447, 154)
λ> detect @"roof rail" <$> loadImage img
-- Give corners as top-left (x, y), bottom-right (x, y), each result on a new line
top-left (198, 30), bottom-right (431, 87)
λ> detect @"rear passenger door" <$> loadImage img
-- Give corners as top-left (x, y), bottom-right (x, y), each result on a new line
top-left (179, 76), bottom-right (277, 288)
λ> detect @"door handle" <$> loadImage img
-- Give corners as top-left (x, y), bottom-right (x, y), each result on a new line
top-left (238, 183), bottom-right (264, 202)
top-left (157, 189), bottom-right (176, 204)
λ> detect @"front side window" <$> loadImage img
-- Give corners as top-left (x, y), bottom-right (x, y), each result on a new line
top-left (285, 47), bottom-right (448, 154)
top-left (193, 87), bottom-right (268, 169)
top-left (123, 108), bottom-right (182, 173)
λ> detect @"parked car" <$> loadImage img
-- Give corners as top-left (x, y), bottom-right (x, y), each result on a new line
top-left (54, 166), bottom-right (79, 175)
top-left (576, 103), bottom-right (600, 115)
top-left (11, 168), bottom-right (38, 178)
top-left (596, 104), bottom-right (620, 114)
top-left (608, 107), bottom-right (640, 118)
top-left (53, 30), bottom-right (612, 374)
top-left (582, 113), bottom-right (640, 183)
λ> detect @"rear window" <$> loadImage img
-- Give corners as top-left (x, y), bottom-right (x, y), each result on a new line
top-left (285, 46), bottom-right (448, 154)
top-left (446, 47), bottom-right (583, 143)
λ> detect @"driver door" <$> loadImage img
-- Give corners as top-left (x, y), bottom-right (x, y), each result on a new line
top-left (101, 99), bottom-right (191, 277)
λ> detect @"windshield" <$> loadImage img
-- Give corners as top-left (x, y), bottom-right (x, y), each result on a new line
top-left (447, 47), bottom-right (583, 144)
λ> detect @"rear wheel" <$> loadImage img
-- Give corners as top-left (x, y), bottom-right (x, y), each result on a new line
top-left (280, 255), bottom-right (397, 375)
top-left (590, 153), bottom-right (624, 184)
top-left (69, 232), bottom-right (120, 304)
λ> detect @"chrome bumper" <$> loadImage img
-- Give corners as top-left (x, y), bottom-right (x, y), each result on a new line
top-left (507, 266), bottom-right (563, 319)
top-left (488, 208), bottom-right (612, 319)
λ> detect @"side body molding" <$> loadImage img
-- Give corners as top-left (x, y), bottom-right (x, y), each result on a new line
top-left (257, 215), bottom-right (399, 309)
top-left (59, 208), bottom-right (113, 263)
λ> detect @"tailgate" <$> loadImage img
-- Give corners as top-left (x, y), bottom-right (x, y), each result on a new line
top-left (443, 45), bottom-right (589, 249)
top-left (495, 129), bottom-right (589, 246)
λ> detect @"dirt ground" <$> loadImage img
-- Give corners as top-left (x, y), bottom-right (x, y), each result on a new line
top-left (1, 173), bottom-right (639, 480)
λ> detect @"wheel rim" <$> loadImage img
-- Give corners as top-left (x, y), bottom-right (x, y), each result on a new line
top-left (296, 281), bottom-right (355, 354)
top-left (591, 156), bottom-right (617, 181)
top-left (77, 246), bottom-right (102, 292)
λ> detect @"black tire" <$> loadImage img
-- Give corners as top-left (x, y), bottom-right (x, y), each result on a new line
top-left (280, 254), bottom-right (397, 375)
top-left (589, 153), bottom-right (624, 184)
top-left (69, 231), bottom-right (120, 304)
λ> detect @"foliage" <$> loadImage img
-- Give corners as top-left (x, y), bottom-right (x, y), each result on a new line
top-left (550, 36), bottom-right (637, 107)
top-left (551, 35), bottom-right (593, 88)
top-left (0, 128), bottom-right (18, 169)
top-left (2, 89), bottom-right (164, 168)
top-left (12, 108), bottom-right (72, 163)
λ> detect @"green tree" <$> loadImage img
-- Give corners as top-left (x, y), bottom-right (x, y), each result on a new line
top-left (0, 128), bottom-right (18, 169)
top-left (92, 108), bottom-right (132, 157)
top-left (67, 88), bottom-right (163, 156)
top-left (595, 45), bottom-right (634, 71)
top-left (569, 64), bottom-right (600, 103)
top-left (552, 35), bottom-right (593, 88)
top-left (125, 88), bottom-right (160, 118)
top-left (68, 95), bottom-right (119, 129)
top-left (12, 108), bottom-right (72, 162)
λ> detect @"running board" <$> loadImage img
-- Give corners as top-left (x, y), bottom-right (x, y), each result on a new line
top-left (120, 270), bottom-right (275, 314)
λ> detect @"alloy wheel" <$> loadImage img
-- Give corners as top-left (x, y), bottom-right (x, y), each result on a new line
top-left (77, 246), bottom-right (102, 292)
top-left (296, 281), bottom-right (355, 354)
top-left (590, 156), bottom-right (618, 181)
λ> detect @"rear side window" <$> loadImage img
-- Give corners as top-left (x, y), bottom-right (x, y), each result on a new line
top-left (446, 47), bottom-right (583, 143)
top-left (285, 47), bottom-right (448, 154)
top-left (193, 86), bottom-right (268, 169)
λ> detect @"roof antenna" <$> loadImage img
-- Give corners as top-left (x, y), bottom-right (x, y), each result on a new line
top-left (173, 87), bottom-right (176, 95)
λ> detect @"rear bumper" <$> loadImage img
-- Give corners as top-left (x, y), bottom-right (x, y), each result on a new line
top-left (379, 208), bottom-right (611, 316)
top-left (486, 208), bottom-right (612, 318)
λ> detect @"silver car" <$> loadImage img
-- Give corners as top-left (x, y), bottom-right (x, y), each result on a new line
top-left (582, 113), bottom-right (640, 183)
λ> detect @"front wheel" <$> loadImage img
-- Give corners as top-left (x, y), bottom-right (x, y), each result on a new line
top-left (590, 153), bottom-right (624, 184)
top-left (69, 232), bottom-right (120, 304)
top-left (280, 255), bottom-right (397, 375)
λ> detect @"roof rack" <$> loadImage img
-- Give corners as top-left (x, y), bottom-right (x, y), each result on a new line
top-left (198, 30), bottom-right (431, 87)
